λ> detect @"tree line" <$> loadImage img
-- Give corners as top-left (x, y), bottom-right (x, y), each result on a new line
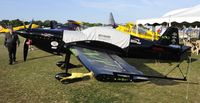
top-left (0, 19), bottom-right (103, 28)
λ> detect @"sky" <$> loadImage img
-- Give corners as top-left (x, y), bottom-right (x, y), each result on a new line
top-left (1, 0), bottom-right (200, 24)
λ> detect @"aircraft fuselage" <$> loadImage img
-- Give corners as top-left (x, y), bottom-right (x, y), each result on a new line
top-left (16, 27), bottom-right (190, 61)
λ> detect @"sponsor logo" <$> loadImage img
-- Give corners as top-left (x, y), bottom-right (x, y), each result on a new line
top-left (51, 47), bottom-right (57, 49)
top-left (171, 33), bottom-right (178, 44)
top-left (41, 33), bottom-right (53, 37)
top-left (98, 34), bottom-right (111, 41)
top-left (51, 41), bottom-right (59, 49)
top-left (130, 38), bottom-right (141, 44)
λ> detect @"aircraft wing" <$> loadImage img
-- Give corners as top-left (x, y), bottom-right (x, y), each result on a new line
top-left (0, 24), bottom-right (39, 33)
top-left (70, 46), bottom-right (148, 82)
top-left (0, 25), bottom-right (6, 33)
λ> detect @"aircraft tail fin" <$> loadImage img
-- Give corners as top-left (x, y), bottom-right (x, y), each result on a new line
top-left (67, 20), bottom-right (81, 30)
top-left (109, 12), bottom-right (117, 28)
top-left (158, 27), bottom-right (179, 45)
top-left (50, 21), bottom-right (57, 29)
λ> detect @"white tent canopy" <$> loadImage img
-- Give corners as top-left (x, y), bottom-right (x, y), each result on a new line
top-left (136, 4), bottom-right (200, 25)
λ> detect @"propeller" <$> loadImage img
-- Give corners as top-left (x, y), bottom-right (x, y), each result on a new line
top-left (28, 20), bottom-right (33, 29)
top-left (22, 21), bottom-right (27, 29)
top-left (23, 20), bottom-right (34, 61)
top-left (23, 39), bottom-right (29, 61)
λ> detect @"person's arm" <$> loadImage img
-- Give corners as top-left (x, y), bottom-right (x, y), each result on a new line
top-left (4, 35), bottom-right (7, 47)
top-left (17, 35), bottom-right (20, 46)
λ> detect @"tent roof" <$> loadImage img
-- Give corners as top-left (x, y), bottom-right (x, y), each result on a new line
top-left (163, 4), bottom-right (200, 17)
top-left (162, 8), bottom-right (190, 17)
top-left (136, 4), bottom-right (200, 25)
top-left (137, 17), bottom-right (200, 25)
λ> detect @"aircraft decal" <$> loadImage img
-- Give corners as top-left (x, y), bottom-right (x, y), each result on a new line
top-left (51, 41), bottom-right (59, 49)
top-left (98, 34), bottom-right (111, 41)
top-left (152, 47), bottom-right (165, 52)
top-left (171, 32), bottom-right (178, 44)
top-left (41, 33), bottom-right (53, 37)
top-left (130, 38), bottom-right (141, 44)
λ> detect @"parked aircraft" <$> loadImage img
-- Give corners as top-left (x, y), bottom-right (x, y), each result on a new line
top-left (109, 13), bottom-right (160, 41)
top-left (10, 22), bottom-right (190, 83)
top-left (50, 20), bottom-right (82, 30)
top-left (0, 24), bottom-right (39, 33)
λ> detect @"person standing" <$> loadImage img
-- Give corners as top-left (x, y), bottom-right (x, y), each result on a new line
top-left (4, 27), bottom-right (20, 65)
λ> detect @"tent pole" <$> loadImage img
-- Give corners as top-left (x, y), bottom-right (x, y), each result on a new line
top-left (136, 24), bottom-right (138, 35)
top-left (169, 15), bottom-right (171, 27)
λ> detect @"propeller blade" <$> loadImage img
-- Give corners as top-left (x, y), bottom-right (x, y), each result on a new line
top-left (23, 39), bottom-right (29, 61)
top-left (22, 21), bottom-right (27, 29)
top-left (28, 20), bottom-right (34, 29)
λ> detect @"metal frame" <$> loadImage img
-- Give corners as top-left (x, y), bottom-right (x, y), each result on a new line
top-left (131, 56), bottom-right (191, 81)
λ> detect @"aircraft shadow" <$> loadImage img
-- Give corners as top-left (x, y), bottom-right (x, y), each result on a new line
top-left (26, 54), bottom-right (56, 61)
top-left (14, 54), bottom-right (56, 65)
top-left (154, 58), bottom-right (198, 64)
top-left (59, 64), bottom-right (83, 70)
top-left (124, 58), bottom-right (189, 86)
top-left (191, 58), bottom-right (198, 62)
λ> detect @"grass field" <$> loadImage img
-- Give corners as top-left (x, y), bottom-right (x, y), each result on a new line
top-left (0, 34), bottom-right (200, 103)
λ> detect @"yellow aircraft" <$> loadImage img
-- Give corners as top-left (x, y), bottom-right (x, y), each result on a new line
top-left (116, 22), bottom-right (160, 41)
top-left (0, 24), bottom-right (39, 33)
top-left (109, 13), bottom-right (160, 41)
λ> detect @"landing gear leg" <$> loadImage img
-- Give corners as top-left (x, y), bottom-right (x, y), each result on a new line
top-left (64, 50), bottom-right (71, 75)
top-left (55, 50), bottom-right (72, 81)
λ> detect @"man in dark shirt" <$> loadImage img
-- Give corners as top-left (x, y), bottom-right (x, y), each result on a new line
top-left (4, 28), bottom-right (20, 65)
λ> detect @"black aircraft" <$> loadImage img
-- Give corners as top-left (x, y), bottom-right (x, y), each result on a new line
top-left (13, 22), bottom-right (190, 83)
top-left (50, 20), bottom-right (82, 30)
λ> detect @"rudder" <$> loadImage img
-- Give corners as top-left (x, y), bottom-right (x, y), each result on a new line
top-left (158, 27), bottom-right (179, 45)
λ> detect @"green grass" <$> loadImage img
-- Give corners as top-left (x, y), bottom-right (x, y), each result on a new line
top-left (0, 34), bottom-right (200, 103)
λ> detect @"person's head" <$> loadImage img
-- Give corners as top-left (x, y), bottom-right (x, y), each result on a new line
top-left (8, 26), bottom-right (13, 35)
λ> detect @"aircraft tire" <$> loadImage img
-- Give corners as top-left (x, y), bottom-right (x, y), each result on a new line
top-left (55, 72), bottom-right (71, 80)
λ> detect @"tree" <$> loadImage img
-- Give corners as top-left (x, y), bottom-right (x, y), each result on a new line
top-left (0, 20), bottom-right (10, 27)
top-left (82, 22), bottom-right (103, 27)
top-left (34, 20), bottom-right (43, 27)
top-left (0, 19), bottom-right (104, 28)
top-left (43, 20), bottom-right (51, 27)
top-left (9, 19), bottom-right (23, 27)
